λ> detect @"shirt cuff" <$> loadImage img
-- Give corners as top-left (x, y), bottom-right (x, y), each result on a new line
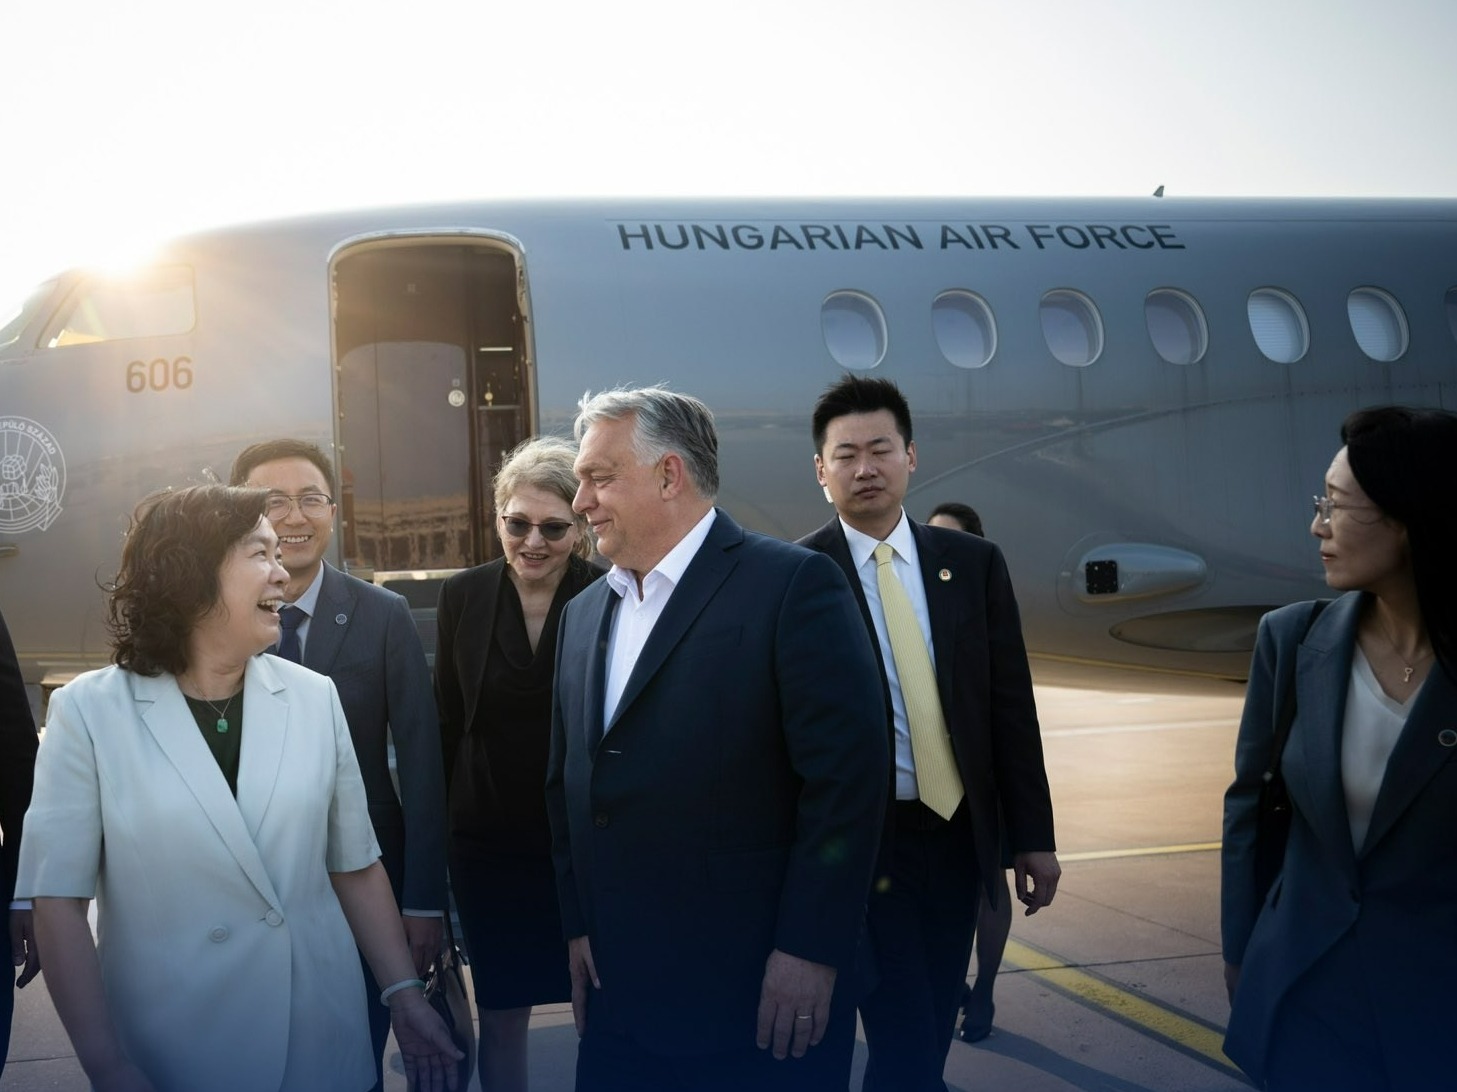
top-left (10, 900), bottom-right (33, 911)
top-left (401, 908), bottom-right (443, 918)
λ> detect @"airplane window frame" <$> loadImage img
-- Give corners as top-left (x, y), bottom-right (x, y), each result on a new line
top-left (931, 290), bottom-right (997, 369)
top-left (1144, 288), bottom-right (1208, 366)
top-left (40, 265), bottom-right (197, 349)
top-left (821, 290), bottom-right (888, 371)
top-left (1040, 288), bottom-right (1104, 368)
top-left (1247, 287), bottom-right (1309, 364)
top-left (1346, 287), bottom-right (1409, 362)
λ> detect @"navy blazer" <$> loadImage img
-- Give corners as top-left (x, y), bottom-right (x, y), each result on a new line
top-left (799, 517), bottom-right (1056, 904)
top-left (298, 562), bottom-right (448, 912)
top-left (0, 609), bottom-right (36, 905)
top-left (1222, 592), bottom-right (1457, 1086)
top-left (545, 509), bottom-right (888, 1056)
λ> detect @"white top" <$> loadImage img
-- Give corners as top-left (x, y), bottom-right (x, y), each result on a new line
top-left (603, 508), bottom-right (718, 728)
top-left (840, 511), bottom-right (935, 800)
top-left (1342, 646), bottom-right (1417, 852)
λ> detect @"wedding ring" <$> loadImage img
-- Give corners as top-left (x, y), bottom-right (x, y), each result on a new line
top-left (795, 1014), bottom-right (812, 1021)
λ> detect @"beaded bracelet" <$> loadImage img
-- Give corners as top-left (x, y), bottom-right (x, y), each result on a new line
top-left (378, 977), bottom-right (426, 1006)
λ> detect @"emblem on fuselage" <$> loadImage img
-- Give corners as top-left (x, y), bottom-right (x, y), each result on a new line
top-left (0, 417), bottom-right (66, 533)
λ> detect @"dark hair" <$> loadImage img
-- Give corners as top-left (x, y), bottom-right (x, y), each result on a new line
top-left (812, 375), bottom-right (913, 454)
top-left (108, 485), bottom-right (271, 676)
top-left (928, 501), bottom-right (984, 537)
top-left (1341, 404), bottom-right (1457, 676)
top-left (229, 439), bottom-right (336, 494)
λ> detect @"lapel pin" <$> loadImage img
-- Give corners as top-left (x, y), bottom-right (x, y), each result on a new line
top-left (1439, 729), bottom-right (1457, 748)
top-left (335, 613), bottom-right (348, 625)
top-left (938, 569), bottom-right (952, 582)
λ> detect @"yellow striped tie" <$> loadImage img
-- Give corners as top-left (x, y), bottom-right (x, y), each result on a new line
top-left (875, 542), bottom-right (964, 819)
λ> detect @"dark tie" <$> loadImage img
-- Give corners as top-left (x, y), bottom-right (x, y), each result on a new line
top-left (276, 605), bottom-right (306, 663)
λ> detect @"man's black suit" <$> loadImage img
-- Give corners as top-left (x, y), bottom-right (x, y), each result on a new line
top-left (800, 517), bottom-right (1056, 1090)
top-left (0, 609), bottom-right (37, 1078)
top-left (547, 510), bottom-right (887, 1087)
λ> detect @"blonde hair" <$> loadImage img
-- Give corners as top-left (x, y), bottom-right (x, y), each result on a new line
top-left (493, 436), bottom-right (592, 559)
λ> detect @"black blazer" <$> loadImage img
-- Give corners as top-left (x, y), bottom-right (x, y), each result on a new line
top-left (798, 517), bottom-right (1056, 904)
top-left (434, 554), bottom-right (602, 819)
top-left (546, 510), bottom-right (888, 1056)
top-left (0, 609), bottom-right (36, 904)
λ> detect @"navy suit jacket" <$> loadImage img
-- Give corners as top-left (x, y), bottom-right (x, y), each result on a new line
top-left (296, 562), bottom-right (447, 912)
top-left (1, 609), bottom-right (36, 906)
top-left (798, 518), bottom-right (1056, 904)
top-left (1222, 592), bottom-right (1457, 1086)
top-left (545, 509), bottom-right (888, 1056)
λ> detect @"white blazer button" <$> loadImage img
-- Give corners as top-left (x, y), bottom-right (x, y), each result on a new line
top-left (209, 926), bottom-right (229, 942)
top-left (264, 910), bottom-right (284, 927)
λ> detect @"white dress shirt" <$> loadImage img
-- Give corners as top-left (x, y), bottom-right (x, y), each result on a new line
top-left (840, 512), bottom-right (936, 800)
top-left (603, 508), bottom-right (718, 729)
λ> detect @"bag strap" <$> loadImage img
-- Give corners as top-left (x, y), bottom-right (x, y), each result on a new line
top-left (1263, 598), bottom-right (1331, 786)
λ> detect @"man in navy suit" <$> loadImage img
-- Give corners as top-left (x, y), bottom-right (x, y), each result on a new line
top-left (799, 376), bottom-right (1059, 1092)
top-left (546, 387), bottom-right (887, 1090)
top-left (231, 440), bottom-right (447, 1092)
top-left (1, 608), bottom-right (38, 1079)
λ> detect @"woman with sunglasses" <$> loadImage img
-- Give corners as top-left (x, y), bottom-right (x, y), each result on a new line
top-left (1221, 405), bottom-right (1457, 1090)
top-left (434, 437), bottom-right (602, 1092)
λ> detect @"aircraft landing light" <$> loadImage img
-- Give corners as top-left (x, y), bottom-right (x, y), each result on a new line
top-left (1000, 938), bottom-right (1239, 1076)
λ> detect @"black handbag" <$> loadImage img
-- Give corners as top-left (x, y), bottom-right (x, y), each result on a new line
top-left (411, 917), bottom-right (475, 1092)
top-left (1252, 599), bottom-right (1328, 903)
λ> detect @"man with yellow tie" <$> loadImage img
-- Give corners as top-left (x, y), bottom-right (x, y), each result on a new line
top-left (799, 376), bottom-right (1060, 1091)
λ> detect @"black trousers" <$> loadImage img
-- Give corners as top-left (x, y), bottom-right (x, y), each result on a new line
top-left (859, 800), bottom-right (979, 1092)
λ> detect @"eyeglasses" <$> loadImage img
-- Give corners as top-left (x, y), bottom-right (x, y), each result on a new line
top-left (500, 515), bottom-right (575, 542)
top-left (1312, 495), bottom-right (1379, 526)
top-left (264, 492), bottom-right (334, 519)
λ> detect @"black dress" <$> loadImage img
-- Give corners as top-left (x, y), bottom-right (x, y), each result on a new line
top-left (447, 565), bottom-right (585, 1009)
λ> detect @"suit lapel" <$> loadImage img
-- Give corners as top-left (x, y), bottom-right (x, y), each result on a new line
top-left (236, 657), bottom-right (289, 845)
top-left (607, 511), bottom-right (740, 731)
top-left (463, 563), bottom-right (506, 731)
top-left (910, 522), bottom-right (958, 714)
top-left (1292, 594), bottom-right (1361, 879)
top-left (1361, 661), bottom-right (1457, 855)
top-left (303, 563), bottom-right (356, 675)
top-left (579, 582), bottom-right (617, 754)
top-left (132, 673), bottom-right (282, 908)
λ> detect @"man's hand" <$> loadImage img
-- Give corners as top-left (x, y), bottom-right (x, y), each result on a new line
top-left (755, 949), bottom-right (836, 1060)
top-left (568, 935), bottom-right (600, 1038)
top-left (1013, 851), bottom-right (1061, 915)
top-left (403, 915), bottom-right (444, 976)
top-left (10, 908), bottom-right (39, 987)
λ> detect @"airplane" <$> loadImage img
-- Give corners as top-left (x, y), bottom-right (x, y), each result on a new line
top-left (2, 197), bottom-right (1454, 702)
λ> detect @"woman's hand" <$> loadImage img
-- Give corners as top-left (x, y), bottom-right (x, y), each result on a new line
top-left (389, 990), bottom-right (464, 1092)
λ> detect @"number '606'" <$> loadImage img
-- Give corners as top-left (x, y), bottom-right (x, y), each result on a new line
top-left (126, 357), bottom-right (193, 392)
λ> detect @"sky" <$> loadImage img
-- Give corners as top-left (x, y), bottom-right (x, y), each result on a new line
top-left (1, 0), bottom-right (1453, 310)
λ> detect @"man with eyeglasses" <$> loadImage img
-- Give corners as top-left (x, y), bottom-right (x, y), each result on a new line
top-left (230, 440), bottom-right (447, 1092)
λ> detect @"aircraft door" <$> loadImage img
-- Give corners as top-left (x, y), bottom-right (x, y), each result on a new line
top-left (333, 241), bottom-right (531, 582)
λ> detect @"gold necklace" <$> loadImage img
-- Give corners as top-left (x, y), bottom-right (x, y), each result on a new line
top-left (1374, 615), bottom-right (1433, 684)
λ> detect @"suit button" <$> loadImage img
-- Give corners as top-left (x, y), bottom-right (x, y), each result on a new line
top-left (264, 910), bottom-right (284, 927)
top-left (209, 926), bottom-right (229, 942)
top-left (593, 813), bottom-right (609, 828)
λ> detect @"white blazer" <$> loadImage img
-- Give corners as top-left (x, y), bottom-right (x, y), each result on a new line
top-left (17, 655), bottom-right (382, 1092)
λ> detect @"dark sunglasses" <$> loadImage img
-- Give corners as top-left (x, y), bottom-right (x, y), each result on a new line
top-left (501, 516), bottom-right (575, 542)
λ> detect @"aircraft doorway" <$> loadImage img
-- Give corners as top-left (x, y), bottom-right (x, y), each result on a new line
top-left (333, 239), bottom-right (533, 582)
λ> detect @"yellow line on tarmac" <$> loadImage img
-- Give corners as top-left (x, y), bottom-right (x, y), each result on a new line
top-left (1002, 939), bottom-right (1239, 1075)
top-left (1060, 842), bottom-right (1221, 862)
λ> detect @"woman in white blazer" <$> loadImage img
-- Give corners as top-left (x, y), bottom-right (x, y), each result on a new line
top-left (17, 485), bottom-right (461, 1092)
top-left (1222, 406), bottom-right (1457, 1090)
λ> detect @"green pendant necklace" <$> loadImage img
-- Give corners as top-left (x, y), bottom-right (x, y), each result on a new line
top-left (199, 692), bottom-right (239, 734)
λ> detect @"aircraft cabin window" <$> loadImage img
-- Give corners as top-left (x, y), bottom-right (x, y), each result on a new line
top-left (42, 265), bottom-right (195, 348)
top-left (821, 290), bottom-right (887, 370)
top-left (1040, 289), bottom-right (1103, 367)
top-left (1347, 287), bottom-right (1408, 362)
top-left (1444, 287), bottom-right (1457, 347)
top-left (0, 279), bottom-right (60, 351)
top-left (1144, 288), bottom-right (1208, 365)
top-left (932, 290), bottom-right (997, 369)
top-left (1247, 288), bottom-right (1309, 364)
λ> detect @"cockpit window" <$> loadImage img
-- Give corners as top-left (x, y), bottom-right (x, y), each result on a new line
top-left (41, 266), bottom-right (195, 347)
top-left (0, 279), bottom-right (60, 350)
